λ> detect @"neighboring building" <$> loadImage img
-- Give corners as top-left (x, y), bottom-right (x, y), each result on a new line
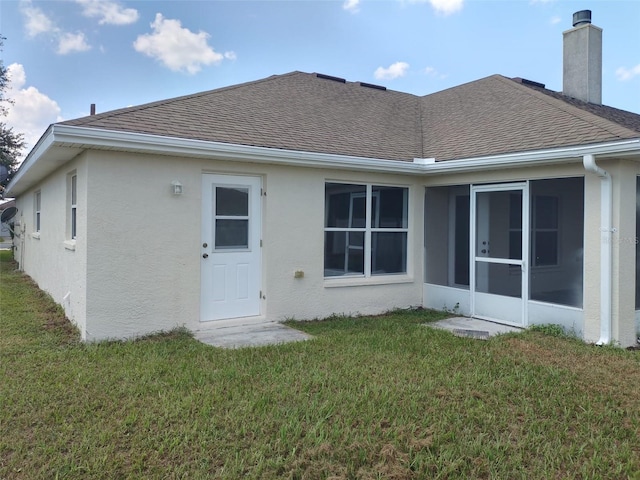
top-left (6, 12), bottom-right (640, 345)
top-left (0, 199), bottom-right (16, 247)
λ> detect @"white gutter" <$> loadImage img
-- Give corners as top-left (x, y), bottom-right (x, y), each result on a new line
top-left (48, 125), bottom-right (429, 174)
top-left (6, 125), bottom-right (640, 198)
top-left (583, 154), bottom-right (613, 345)
top-left (3, 125), bottom-right (427, 196)
top-left (7, 126), bottom-right (640, 196)
top-left (420, 139), bottom-right (640, 174)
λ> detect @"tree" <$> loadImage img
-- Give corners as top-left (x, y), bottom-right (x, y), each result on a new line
top-left (0, 35), bottom-right (25, 194)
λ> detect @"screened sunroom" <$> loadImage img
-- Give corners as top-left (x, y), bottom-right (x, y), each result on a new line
top-left (424, 177), bottom-right (585, 334)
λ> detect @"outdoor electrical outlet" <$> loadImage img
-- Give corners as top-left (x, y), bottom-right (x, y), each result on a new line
top-left (294, 270), bottom-right (304, 279)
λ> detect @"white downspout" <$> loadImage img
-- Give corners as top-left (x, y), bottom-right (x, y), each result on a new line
top-left (583, 154), bottom-right (613, 345)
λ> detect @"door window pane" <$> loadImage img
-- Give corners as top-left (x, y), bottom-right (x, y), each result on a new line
top-left (215, 219), bottom-right (248, 249)
top-left (476, 190), bottom-right (522, 260)
top-left (509, 193), bottom-right (522, 229)
top-left (216, 187), bottom-right (248, 216)
top-left (475, 262), bottom-right (522, 298)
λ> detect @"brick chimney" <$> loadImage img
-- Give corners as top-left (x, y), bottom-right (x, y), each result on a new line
top-left (563, 10), bottom-right (602, 104)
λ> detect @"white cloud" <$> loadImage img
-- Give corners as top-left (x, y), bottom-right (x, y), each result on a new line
top-left (406, 0), bottom-right (463, 15)
top-left (424, 66), bottom-right (447, 79)
top-left (550, 15), bottom-right (561, 25)
top-left (428, 0), bottom-right (463, 15)
top-left (224, 51), bottom-right (237, 61)
top-left (20, 1), bottom-right (56, 37)
top-left (343, 0), bottom-right (360, 13)
top-left (374, 61), bottom-right (410, 80)
top-left (20, 1), bottom-right (92, 54)
top-left (76, 0), bottom-right (139, 25)
top-left (5, 63), bottom-right (63, 155)
top-left (133, 13), bottom-right (226, 74)
top-left (57, 32), bottom-right (91, 55)
top-left (616, 64), bottom-right (640, 81)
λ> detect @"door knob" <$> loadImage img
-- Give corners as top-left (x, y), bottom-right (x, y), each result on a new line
top-left (202, 253), bottom-right (208, 259)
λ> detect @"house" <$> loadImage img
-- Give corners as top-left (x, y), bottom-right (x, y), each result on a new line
top-left (6, 11), bottom-right (640, 345)
top-left (0, 199), bottom-right (16, 247)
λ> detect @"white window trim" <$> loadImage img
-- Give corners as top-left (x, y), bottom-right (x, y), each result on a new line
top-left (324, 182), bottom-right (410, 280)
top-left (212, 184), bottom-right (251, 252)
top-left (34, 190), bottom-right (41, 233)
top-left (70, 174), bottom-right (77, 240)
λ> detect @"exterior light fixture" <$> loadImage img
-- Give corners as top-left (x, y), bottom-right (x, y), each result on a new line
top-left (171, 180), bottom-right (183, 195)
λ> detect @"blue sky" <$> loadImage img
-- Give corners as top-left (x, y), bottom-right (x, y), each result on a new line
top-left (1, 0), bottom-right (639, 154)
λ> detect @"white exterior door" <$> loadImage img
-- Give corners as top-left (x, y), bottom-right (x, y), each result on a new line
top-left (471, 183), bottom-right (529, 326)
top-left (201, 174), bottom-right (262, 322)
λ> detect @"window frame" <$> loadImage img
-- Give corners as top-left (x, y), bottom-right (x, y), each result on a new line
top-left (531, 194), bottom-right (560, 268)
top-left (70, 174), bottom-right (77, 240)
top-left (324, 182), bottom-right (409, 279)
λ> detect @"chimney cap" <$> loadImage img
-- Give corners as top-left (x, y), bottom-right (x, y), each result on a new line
top-left (572, 10), bottom-right (592, 27)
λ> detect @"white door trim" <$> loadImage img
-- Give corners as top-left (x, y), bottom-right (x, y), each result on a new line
top-left (200, 174), bottom-right (262, 322)
top-left (470, 182), bottom-right (529, 326)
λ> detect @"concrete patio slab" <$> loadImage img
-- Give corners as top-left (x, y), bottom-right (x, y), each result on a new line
top-left (426, 316), bottom-right (523, 339)
top-left (194, 322), bottom-right (312, 348)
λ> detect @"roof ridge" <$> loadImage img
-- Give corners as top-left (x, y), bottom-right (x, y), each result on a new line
top-left (420, 74), bottom-right (505, 100)
top-left (496, 75), bottom-right (640, 139)
top-left (61, 71), bottom-right (308, 126)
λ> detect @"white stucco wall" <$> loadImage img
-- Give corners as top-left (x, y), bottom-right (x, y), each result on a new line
top-left (582, 172), bottom-right (601, 343)
top-left (15, 148), bottom-right (640, 346)
top-left (610, 159), bottom-right (637, 347)
top-left (13, 157), bottom-right (88, 337)
top-left (80, 151), bottom-right (425, 341)
top-left (264, 165), bottom-right (424, 321)
top-left (582, 159), bottom-right (638, 347)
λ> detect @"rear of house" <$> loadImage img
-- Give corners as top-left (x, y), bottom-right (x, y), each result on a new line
top-left (6, 12), bottom-right (640, 346)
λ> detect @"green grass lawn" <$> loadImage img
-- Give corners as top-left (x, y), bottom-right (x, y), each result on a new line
top-left (1, 249), bottom-right (640, 479)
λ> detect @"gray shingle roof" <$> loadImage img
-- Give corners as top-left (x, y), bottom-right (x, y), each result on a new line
top-left (61, 72), bottom-right (422, 162)
top-left (60, 71), bottom-right (640, 162)
top-left (419, 75), bottom-right (640, 161)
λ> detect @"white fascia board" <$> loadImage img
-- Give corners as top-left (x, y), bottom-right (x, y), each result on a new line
top-left (50, 125), bottom-right (427, 175)
top-left (58, 126), bottom-right (640, 173)
top-left (421, 139), bottom-right (640, 174)
top-left (4, 126), bottom-right (55, 195)
top-left (7, 125), bottom-right (640, 198)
